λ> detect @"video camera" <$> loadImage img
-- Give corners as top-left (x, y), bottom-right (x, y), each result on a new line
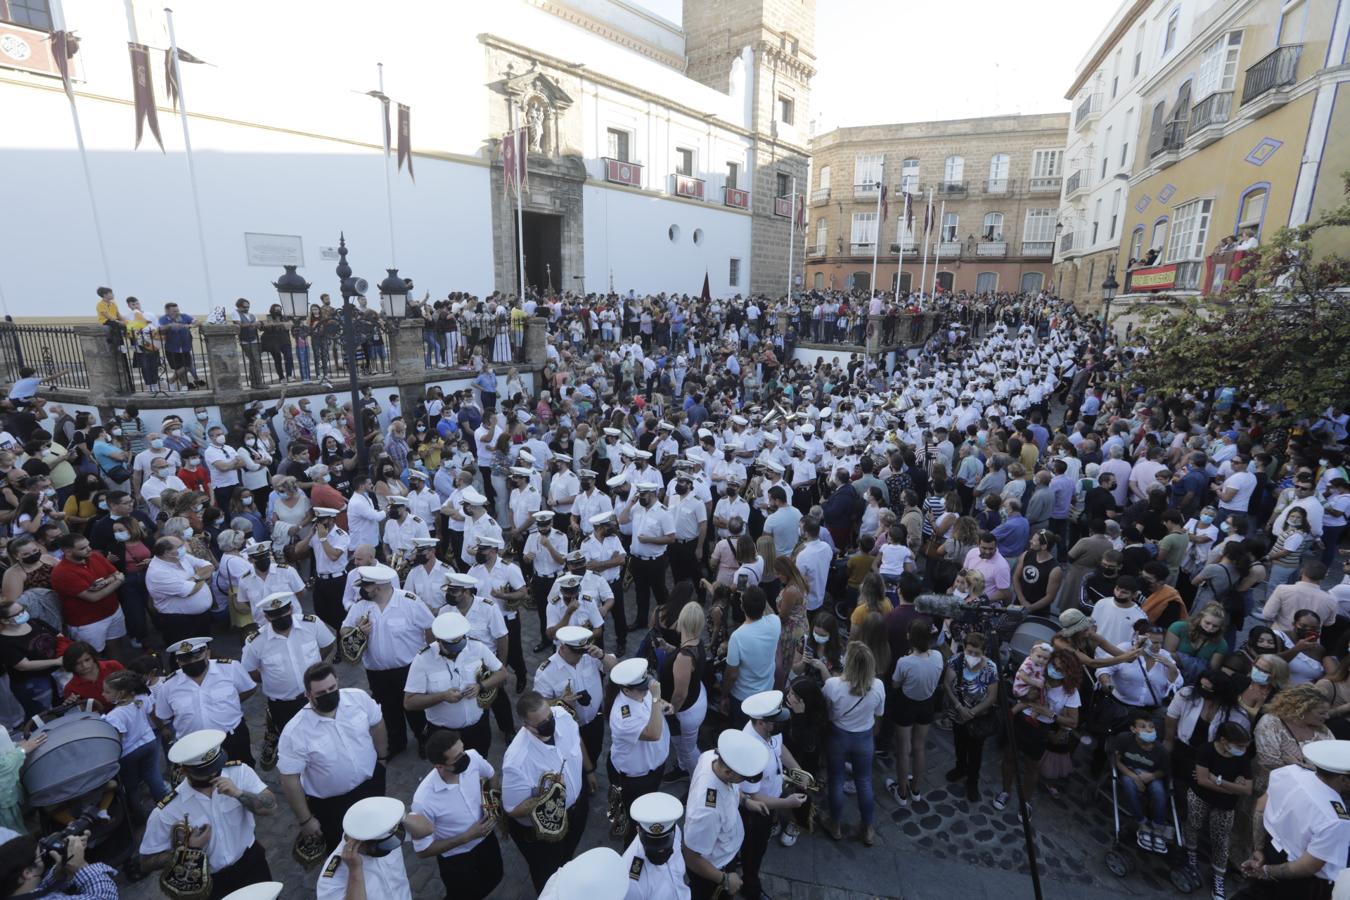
top-left (37, 804), bottom-right (98, 865)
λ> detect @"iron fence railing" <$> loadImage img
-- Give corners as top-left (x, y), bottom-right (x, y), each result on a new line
top-left (0, 322), bottom-right (91, 391)
top-left (1241, 44), bottom-right (1301, 105)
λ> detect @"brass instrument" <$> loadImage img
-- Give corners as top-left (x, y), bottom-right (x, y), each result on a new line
top-left (292, 828), bottom-right (328, 868)
top-left (339, 614), bottom-right (370, 664)
top-left (550, 695), bottom-right (581, 724)
top-left (530, 771), bottom-right (569, 843)
top-left (259, 704), bottom-right (278, 771)
top-left (392, 549), bottom-right (413, 582)
top-left (159, 816), bottom-right (210, 900)
top-left (475, 663), bottom-right (497, 709)
top-left (784, 768), bottom-right (822, 834)
top-left (605, 781), bottom-right (628, 839)
top-left (480, 780), bottom-right (503, 820)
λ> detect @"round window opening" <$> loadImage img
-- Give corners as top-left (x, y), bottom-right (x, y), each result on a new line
top-left (668, 225), bottom-right (680, 242)
top-left (692, 228), bottom-right (704, 245)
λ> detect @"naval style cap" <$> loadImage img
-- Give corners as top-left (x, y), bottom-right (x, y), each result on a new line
top-left (431, 610), bottom-right (471, 642)
top-left (553, 452), bottom-right (573, 463)
top-left (610, 657), bottom-right (649, 687)
top-left (312, 506), bottom-right (340, 518)
top-left (356, 564), bottom-right (398, 585)
top-left (407, 469), bottom-right (427, 481)
top-left (603, 427), bottom-right (622, 437)
top-left (742, 689), bottom-right (790, 722)
top-left (633, 449), bottom-right (653, 460)
top-left (386, 495), bottom-right (409, 506)
top-left (555, 625), bottom-right (593, 647)
top-left (606, 473), bottom-right (628, 489)
top-left (579, 468), bottom-right (598, 478)
top-left (761, 460), bottom-right (785, 475)
top-left (566, 549), bottom-right (586, 563)
top-left (731, 415), bottom-right (749, 427)
top-left (717, 728), bottom-right (769, 778)
top-left (532, 510), bottom-right (556, 524)
top-left (459, 488), bottom-right (488, 506)
top-left (590, 511), bottom-right (616, 526)
top-left (509, 466), bottom-right (533, 477)
top-left (630, 791), bottom-right (683, 837)
top-left (169, 636), bottom-right (212, 657)
top-left (475, 534), bottom-right (504, 550)
top-left (557, 574), bottom-right (583, 591)
top-left (168, 729), bottom-right (227, 767)
top-left (1304, 740), bottom-right (1350, 774)
top-left (260, 592), bottom-right (296, 614)
top-left (411, 537), bottom-right (438, 548)
top-left (245, 541), bottom-right (272, 557)
top-left (542, 847), bottom-right (627, 900)
top-left (220, 882), bottom-right (283, 900)
top-left (343, 796), bottom-right (405, 841)
top-left (445, 572), bottom-right (478, 589)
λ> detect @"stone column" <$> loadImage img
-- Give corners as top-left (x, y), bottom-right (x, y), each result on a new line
top-left (390, 319), bottom-right (429, 421)
top-left (865, 315), bottom-right (883, 356)
top-left (75, 325), bottom-right (124, 419)
top-left (524, 316), bottom-right (548, 368)
top-left (200, 324), bottom-right (247, 424)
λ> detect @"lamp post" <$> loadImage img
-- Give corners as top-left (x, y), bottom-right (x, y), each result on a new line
top-left (1100, 260), bottom-right (1118, 345)
top-left (335, 234), bottom-right (370, 473)
top-left (272, 265), bottom-right (311, 319)
top-left (377, 269), bottom-right (410, 318)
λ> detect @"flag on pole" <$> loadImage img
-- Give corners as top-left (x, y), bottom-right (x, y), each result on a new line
top-left (904, 192), bottom-right (913, 232)
top-left (880, 184), bottom-right (889, 222)
top-left (923, 192), bottom-right (934, 236)
top-left (397, 103), bottom-right (414, 182)
top-left (127, 43), bottom-right (164, 152)
top-left (502, 129), bottom-right (527, 195)
top-left (794, 194), bottom-right (805, 230)
top-left (700, 272), bottom-right (711, 302)
top-left (51, 30), bottom-right (77, 101)
top-left (164, 46), bottom-right (207, 111)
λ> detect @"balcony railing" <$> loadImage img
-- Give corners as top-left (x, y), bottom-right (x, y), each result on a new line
top-left (938, 180), bottom-right (967, 195)
top-left (1241, 44), bottom-right (1301, 106)
top-left (810, 188), bottom-right (831, 204)
top-left (1028, 176), bottom-right (1062, 193)
top-left (1059, 232), bottom-right (1075, 254)
top-left (773, 196), bottom-right (793, 217)
top-left (1188, 91), bottom-right (1233, 137)
top-left (1075, 93), bottom-right (1102, 129)
top-left (853, 182), bottom-right (880, 198)
top-left (935, 240), bottom-right (962, 257)
top-left (1066, 170), bottom-right (1086, 198)
top-left (983, 179), bottom-right (1012, 195)
top-left (976, 241), bottom-right (1007, 257)
top-left (602, 157), bottom-right (642, 187)
top-left (672, 173), bottom-right (705, 200)
top-left (850, 242), bottom-right (876, 255)
top-left (1149, 120), bottom-right (1186, 160)
top-left (723, 186), bottom-right (750, 209)
top-left (1022, 241), bottom-right (1054, 257)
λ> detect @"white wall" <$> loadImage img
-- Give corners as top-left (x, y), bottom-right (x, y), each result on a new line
top-left (582, 184), bottom-right (752, 296)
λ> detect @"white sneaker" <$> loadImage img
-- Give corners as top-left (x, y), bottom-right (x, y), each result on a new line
top-left (908, 775), bottom-right (922, 802)
top-left (993, 791), bottom-right (1010, 811)
top-left (780, 823), bottom-right (800, 847)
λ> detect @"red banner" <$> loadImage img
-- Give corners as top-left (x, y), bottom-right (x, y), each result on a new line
top-left (1128, 263), bottom-right (1178, 292)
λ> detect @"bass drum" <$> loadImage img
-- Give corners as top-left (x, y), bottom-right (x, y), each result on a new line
top-left (1007, 616), bottom-right (1059, 668)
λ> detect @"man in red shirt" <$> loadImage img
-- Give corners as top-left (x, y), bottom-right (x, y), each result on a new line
top-left (50, 533), bottom-right (127, 658)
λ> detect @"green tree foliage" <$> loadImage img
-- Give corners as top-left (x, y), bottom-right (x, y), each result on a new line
top-left (1131, 174), bottom-right (1350, 422)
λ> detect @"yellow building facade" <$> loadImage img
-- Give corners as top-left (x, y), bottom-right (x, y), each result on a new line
top-left (1117, 0), bottom-right (1349, 300)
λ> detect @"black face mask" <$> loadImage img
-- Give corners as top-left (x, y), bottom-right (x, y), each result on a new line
top-left (532, 716), bottom-right (557, 740)
top-left (447, 753), bottom-right (472, 775)
top-left (475, 550), bottom-right (489, 564)
top-left (639, 830), bottom-right (676, 866)
top-left (268, 614), bottom-right (293, 632)
top-left (676, 484), bottom-right (690, 495)
top-left (184, 752), bottom-right (226, 786)
top-left (254, 557), bottom-right (271, 572)
top-left (180, 658), bottom-right (208, 678)
top-left (358, 584), bottom-right (375, 600)
top-left (364, 827), bottom-right (404, 858)
top-left (439, 639), bottom-right (466, 659)
top-left (312, 690), bottom-right (341, 713)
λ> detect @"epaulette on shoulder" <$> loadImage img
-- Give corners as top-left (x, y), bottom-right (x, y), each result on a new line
top-left (321, 855), bottom-right (342, 878)
top-left (244, 631), bottom-right (259, 644)
top-left (303, 614), bottom-right (318, 622)
top-left (213, 657), bottom-right (237, 664)
top-left (223, 760), bottom-right (245, 768)
top-left (156, 789), bottom-right (178, 809)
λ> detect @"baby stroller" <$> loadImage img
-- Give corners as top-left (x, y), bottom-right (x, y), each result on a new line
top-left (1103, 748), bottom-right (1201, 892)
top-left (21, 703), bottom-right (137, 871)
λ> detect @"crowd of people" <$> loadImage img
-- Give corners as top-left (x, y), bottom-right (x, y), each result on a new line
top-left (0, 283), bottom-right (1345, 900)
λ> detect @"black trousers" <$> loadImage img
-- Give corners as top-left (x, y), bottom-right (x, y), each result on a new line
top-left (312, 575), bottom-right (346, 633)
top-left (607, 577), bottom-right (630, 649)
top-left (579, 715), bottom-right (604, 769)
top-left (435, 831), bottom-right (503, 900)
top-left (507, 798), bottom-right (589, 893)
top-left (208, 841), bottom-right (270, 900)
top-left (221, 720), bottom-right (254, 767)
top-left (690, 865), bottom-right (737, 900)
top-left (1234, 842), bottom-right (1332, 900)
top-left (629, 555), bottom-right (669, 630)
top-left (670, 540), bottom-right (700, 588)
top-left (308, 765), bottom-right (386, 854)
top-left (607, 755), bottom-right (664, 835)
top-left (740, 807), bottom-right (772, 896)
top-left (531, 573), bottom-right (557, 643)
top-left (266, 695), bottom-right (307, 736)
top-left (504, 615), bottom-right (525, 680)
top-left (447, 529), bottom-right (465, 567)
top-left (431, 711), bottom-right (491, 757)
top-left (953, 719), bottom-right (989, 781)
top-left (365, 665), bottom-right (426, 755)
top-left (489, 680), bottom-right (516, 738)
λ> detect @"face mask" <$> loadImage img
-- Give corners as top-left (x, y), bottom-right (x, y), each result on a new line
top-left (8, 611), bottom-right (29, 626)
top-left (212, 435), bottom-right (226, 445)
top-left (532, 716), bottom-right (557, 739)
top-left (312, 690), bottom-right (341, 713)
top-left (112, 530), bottom-right (130, 542)
top-left (439, 639), bottom-right (466, 659)
top-left (1136, 731), bottom-right (1157, 744)
top-left (241, 497), bottom-right (253, 506)
top-left (964, 654), bottom-right (982, 670)
top-left (475, 550), bottom-right (489, 565)
top-left (176, 545), bottom-right (188, 560)
top-left (110, 427), bottom-right (123, 437)
top-left (180, 658), bottom-right (208, 678)
top-left (196, 412), bottom-right (209, 421)
top-left (167, 429), bottom-right (181, 438)
top-left (1046, 665), bottom-right (1063, 680)
top-left (1250, 668), bottom-right (1270, 685)
top-left (150, 439), bottom-right (165, 449)
top-left (1199, 514), bottom-right (1213, 524)
top-left (1226, 744), bottom-right (1249, 757)
top-left (447, 753), bottom-right (472, 775)
top-left (98, 501), bottom-right (109, 511)
top-left (639, 830), bottom-right (676, 865)
top-left (255, 557), bottom-right (271, 572)
top-left (185, 459), bottom-right (200, 468)
top-left (1219, 521), bottom-right (1230, 533)
top-left (182, 528), bottom-right (195, 540)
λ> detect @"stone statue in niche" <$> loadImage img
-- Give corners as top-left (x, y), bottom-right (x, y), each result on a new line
top-left (525, 97), bottom-right (546, 154)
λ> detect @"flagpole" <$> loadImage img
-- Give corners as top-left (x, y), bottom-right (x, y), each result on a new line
top-left (932, 198), bottom-right (947, 296)
top-left (919, 189), bottom-right (932, 302)
top-left (894, 194), bottom-right (906, 303)
top-left (164, 8), bottom-right (214, 309)
top-left (510, 104), bottom-right (527, 298)
top-left (869, 169), bottom-right (883, 296)
top-left (377, 63), bottom-right (397, 266)
top-left (786, 176), bottom-right (796, 301)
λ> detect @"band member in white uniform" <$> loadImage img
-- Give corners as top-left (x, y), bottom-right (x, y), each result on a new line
top-left (404, 611), bottom-right (507, 757)
top-left (315, 796), bottom-right (414, 900)
top-left (408, 727), bottom-right (504, 900)
top-left (621, 792), bottom-right (691, 900)
top-left (307, 507), bottom-right (350, 633)
top-left (582, 511), bottom-right (627, 653)
top-left (682, 730), bottom-right (770, 900)
top-left (534, 625), bottom-right (616, 764)
top-left (607, 658), bottom-right (672, 839)
top-left (525, 510), bottom-right (568, 654)
top-left (241, 593), bottom-right (335, 735)
top-left (154, 637), bottom-right (257, 766)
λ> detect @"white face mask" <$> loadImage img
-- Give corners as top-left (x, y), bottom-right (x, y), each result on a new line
top-left (181, 528), bottom-right (194, 540)
top-left (212, 434), bottom-right (226, 445)
top-left (964, 654), bottom-right (982, 668)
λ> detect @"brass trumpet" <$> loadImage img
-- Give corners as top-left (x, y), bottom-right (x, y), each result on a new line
top-left (475, 663), bottom-right (497, 709)
top-left (159, 816), bottom-right (210, 900)
top-left (339, 614), bottom-right (370, 664)
top-left (481, 780), bottom-right (503, 820)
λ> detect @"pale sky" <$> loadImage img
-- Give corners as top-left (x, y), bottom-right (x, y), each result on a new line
top-left (634, 0), bottom-right (1118, 129)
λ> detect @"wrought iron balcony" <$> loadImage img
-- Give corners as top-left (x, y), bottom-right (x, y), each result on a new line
top-left (983, 179), bottom-right (1013, 195)
top-left (976, 241), bottom-right (1007, 257)
top-left (1059, 232), bottom-right (1075, 254)
top-left (935, 240), bottom-right (962, 257)
top-left (1188, 91), bottom-right (1232, 145)
top-left (1066, 170), bottom-right (1087, 199)
top-left (1074, 93), bottom-right (1102, 130)
top-left (1028, 176), bottom-right (1062, 193)
top-left (1022, 241), bottom-right (1054, 258)
top-left (1241, 44), bottom-right (1301, 108)
top-left (938, 180), bottom-right (967, 195)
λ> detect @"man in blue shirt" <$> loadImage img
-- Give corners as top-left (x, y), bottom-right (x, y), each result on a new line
top-left (157, 302), bottom-right (202, 388)
top-left (1048, 458), bottom-right (1075, 546)
top-left (761, 487), bottom-right (802, 556)
top-left (992, 498), bottom-right (1030, 565)
top-left (685, 393), bottom-right (709, 428)
top-left (474, 368), bottom-right (498, 414)
top-left (722, 586), bottom-right (781, 727)
top-left (1170, 451), bottom-right (1210, 517)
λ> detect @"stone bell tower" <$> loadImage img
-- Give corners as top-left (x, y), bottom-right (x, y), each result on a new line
top-left (683, 0), bottom-right (816, 297)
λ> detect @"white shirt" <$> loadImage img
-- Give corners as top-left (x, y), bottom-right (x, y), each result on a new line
top-left (461, 514), bottom-right (503, 568)
top-left (1218, 470), bottom-right (1257, 512)
top-left (581, 533), bottom-right (625, 582)
top-left (713, 497), bottom-right (750, 540)
top-left (468, 560), bottom-right (525, 622)
top-left (525, 529), bottom-right (569, 578)
top-left (204, 443), bottom-right (242, 488)
top-left (509, 486), bottom-right (542, 531)
top-left (740, 722), bottom-right (784, 800)
top-left (406, 487), bottom-right (440, 529)
top-left (409, 750), bottom-right (496, 858)
top-left (404, 640), bottom-right (502, 729)
top-left (405, 560), bottom-right (454, 614)
top-left (573, 488), bottom-right (613, 536)
top-left (622, 825), bottom-right (691, 900)
top-left (1263, 763), bottom-right (1350, 883)
top-left (534, 650), bottom-right (605, 725)
top-left (671, 494), bottom-right (707, 541)
top-left (383, 513), bottom-right (430, 555)
top-left (347, 491), bottom-right (387, 547)
top-left (140, 473), bottom-right (185, 516)
top-left (237, 564), bottom-right (306, 625)
top-left (103, 695), bottom-right (157, 756)
top-left (341, 590), bottom-right (433, 670)
top-left (548, 470), bottom-right (581, 514)
top-left (682, 749), bottom-right (743, 869)
top-left (154, 660), bottom-right (254, 738)
top-left (795, 540), bottom-right (833, 612)
top-left (147, 553), bottom-right (213, 615)
top-left (310, 526), bottom-right (350, 577)
top-left (342, 567), bottom-right (403, 612)
top-left (545, 575), bottom-right (609, 635)
top-left (501, 708), bottom-right (585, 824)
top-left (241, 616), bottom-right (335, 701)
top-left (1102, 651), bottom-right (1182, 707)
top-left (629, 501), bottom-right (674, 558)
top-left (608, 691), bottom-right (669, 776)
top-left (822, 676), bottom-right (885, 732)
top-left (277, 688), bottom-right (381, 797)
top-left (1090, 598), bottom-right (1147, 652)
top-left (452, 596), bottom-right (509, 649)
top-left (140, 762), bottom-right (267, 872)
top-left (316, 839), bottom-right (412, 900)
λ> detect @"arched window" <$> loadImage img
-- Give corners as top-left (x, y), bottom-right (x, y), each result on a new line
top-left (1150, 216), bottom-right (1169, 252)
top-left (1236, 184), bottom-right (1269, 237)
top-left (976, 272), bottom-right (998, 293)
top-left (1020, 272), bottom-right (1045, 293)
top-left (812, 272), bottom-right (825, 290)
top-left (1129, 226), bottom-right (1145, 261)
top-left (982, 213), bottom-right (1004, 241)
top-left (987, 154), bottom-right (1010, 192)
top-left (941, 212), bottom-right (959, 242)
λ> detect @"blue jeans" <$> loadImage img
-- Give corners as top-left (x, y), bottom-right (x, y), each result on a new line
top-left (120, 739), bottom-right (170, 816)
top-left (423, 332), bottom-right (442, 366)
top-left (296, 344), bottom-right (311, 381)
top-left (827, 724), bottom-right (876, 825)
top-left (119, 569), bottom-right (150, 642)
top-left (1118, 771), bottom-right (1167, 827)
top-left (1324, 525), bottom-right (1345, 565)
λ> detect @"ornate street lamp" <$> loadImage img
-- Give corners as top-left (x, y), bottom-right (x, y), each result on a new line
top-left (272, 265), bottom-right (311, 319)
top-left (377, 269), bottom-right (410, 318)
top-left (1101, 260), bottom-right (1119, 343)
top-left (335, 234), bottom-right (370, 472)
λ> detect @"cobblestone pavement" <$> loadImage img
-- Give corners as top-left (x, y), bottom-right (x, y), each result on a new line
top-left (107, 587), bottom-right (1203, 900)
